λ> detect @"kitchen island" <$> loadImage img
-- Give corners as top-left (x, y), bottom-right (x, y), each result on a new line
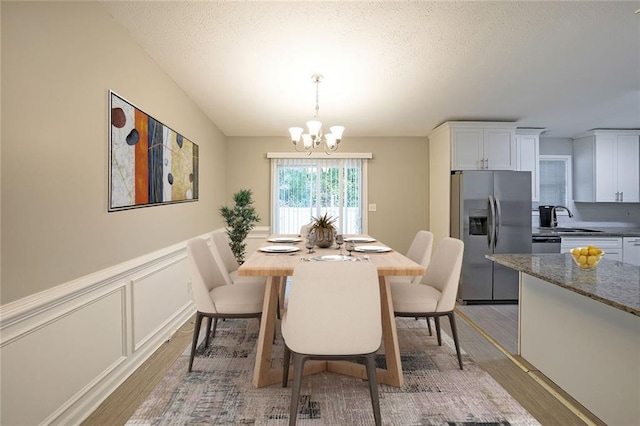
top-left (487, 254), bottom-right (639, 426)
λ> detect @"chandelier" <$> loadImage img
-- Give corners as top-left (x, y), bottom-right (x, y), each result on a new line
top-left (289, 74), bottom-right (345, 154)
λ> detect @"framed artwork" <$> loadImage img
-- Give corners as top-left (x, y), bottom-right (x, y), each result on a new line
top-left (109, 91), bottom-right (199, 211)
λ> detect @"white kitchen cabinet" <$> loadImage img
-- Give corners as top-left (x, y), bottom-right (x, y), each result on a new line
top-left (448, 122), bottom-right (516, 170)
top-left (573, 130), bottom-right (640, 203)
top-left (560, 237), bottom-right (623, 262)
top-left (516, 128), bottom-right (545, 202)
top-left (623, 237), bottom-right (640, 266)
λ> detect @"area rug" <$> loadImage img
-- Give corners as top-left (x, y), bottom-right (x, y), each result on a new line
top-left (126, 318), bottom-right (540, 425)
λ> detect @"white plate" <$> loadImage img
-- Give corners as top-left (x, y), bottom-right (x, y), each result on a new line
top-left (354, 245), bottom-right (391, 253)
top-left (259, 245), bottom-right (300, 253)
top-left (267, 237), bottom-right (302, 243)
top-left (310, 255), bottom-right (356, 262)
top-left (344, 237), bottom-right (376, 243)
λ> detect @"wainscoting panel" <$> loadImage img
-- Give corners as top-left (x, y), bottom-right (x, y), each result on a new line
top-left (0, 231), bottom-right (227, 425)
top-left (0, 228), bottom-right (269, 425)
top-left (132, 255), bottom-right (192, 351)
top-left (1, 288), bottom-right (126, 425)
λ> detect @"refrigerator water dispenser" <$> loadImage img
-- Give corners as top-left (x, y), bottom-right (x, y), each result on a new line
top-left (469, 210), bottom-right (487, 235)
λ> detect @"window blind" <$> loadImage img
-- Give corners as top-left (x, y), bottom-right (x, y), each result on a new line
top-left (271, 157), bottom-right (364, 234)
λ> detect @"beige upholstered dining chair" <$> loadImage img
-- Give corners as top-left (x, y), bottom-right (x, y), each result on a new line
top-left (211, 229), bottom-right (266, 285)
top-left (298, 223), bottom-right (312, 238)
top-left (390, 237), bottom-right (465, 370)
top-left (388, 230), bottom-right (435, 333)
top-left (281, 261), bottom-right (382, 426)
top-left (185, 237), bottom-right (265, 372)
top-left (389, 230), bottom-right (434, 285)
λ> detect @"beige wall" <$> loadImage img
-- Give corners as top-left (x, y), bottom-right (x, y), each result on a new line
top-left (227, 137), bottom-right (429, 253)
top-left (1, 2), bottom-right (226, 304)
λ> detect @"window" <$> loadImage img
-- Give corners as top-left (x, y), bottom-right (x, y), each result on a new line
top-left (534, 155), bottom-right (572, 212)
top-left (270, 155), bottom-right (368, 234)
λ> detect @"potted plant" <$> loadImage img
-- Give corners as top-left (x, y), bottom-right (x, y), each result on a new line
top-left (219, 189), bottom-right (261, 264)
top-left (310, 213), bottom-right (338, 248)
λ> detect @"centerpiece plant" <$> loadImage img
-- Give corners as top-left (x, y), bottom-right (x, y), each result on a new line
top-left (310, 212), bottom-right (338, 248)
top-left (219, 189), bottom-right (261, 264)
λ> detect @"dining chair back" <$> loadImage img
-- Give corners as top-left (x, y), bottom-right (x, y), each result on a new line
top-left (185, 237), bottom-right (265, 372)
top-left (211, 229), bottom-right (266, 285)
top-left (211, 229), bottom-right (238, 285)
top-left (391, 237), bottom-right (465, 369)
top-left (421, 237), bottom-right (464, 313)
top-left (281, 261), bottom-right (382, 426)
top-left (188, 238), bottom-right (228, 312)
top-left (406, 230), bottom-right (434, 283)
top-left (390, 230), bottom-right (434, 285)
top-left (299, 223), bottom-right (312, 238)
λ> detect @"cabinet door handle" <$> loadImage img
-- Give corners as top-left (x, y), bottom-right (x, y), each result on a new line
top-left (620, 191), bottom-right (623, 202)
top-left (484, 158), bottom-right (489, 169)
top-left (615, 192), bottom-right (619, 202)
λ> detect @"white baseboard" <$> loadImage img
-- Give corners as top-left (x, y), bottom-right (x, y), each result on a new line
top-left (0, 230), bottom-right (235, 425)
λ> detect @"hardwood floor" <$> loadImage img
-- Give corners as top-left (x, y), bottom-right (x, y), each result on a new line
top-left (81, 319), bottom-right (195, 426)
top-left (456, 303), bottom-right (519, 354)
top-left (83, 308), bottom-right (605, 426)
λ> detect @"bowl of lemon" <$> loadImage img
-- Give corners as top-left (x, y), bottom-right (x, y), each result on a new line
top-left (570, 245), bottom-right (604, 270)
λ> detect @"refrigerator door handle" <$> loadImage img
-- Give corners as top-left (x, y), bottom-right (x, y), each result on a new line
top-left (494, 196), bottom-right (502, 247)
top-left (488, 195), bottom-right (495, 248)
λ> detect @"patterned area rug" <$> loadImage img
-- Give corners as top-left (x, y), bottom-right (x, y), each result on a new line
top-left (127, 318), bottom-right (539, 425)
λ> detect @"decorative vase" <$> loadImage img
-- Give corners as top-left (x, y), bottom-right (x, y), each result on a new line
top-left (313, 228), bottom-right (335, 248)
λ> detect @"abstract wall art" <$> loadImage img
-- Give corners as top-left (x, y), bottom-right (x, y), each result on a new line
top-left (109, 91), bottom-right (199, 211)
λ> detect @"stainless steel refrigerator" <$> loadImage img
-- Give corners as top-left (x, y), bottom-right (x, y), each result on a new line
top-left (451, 170), bottom-right (532, 303)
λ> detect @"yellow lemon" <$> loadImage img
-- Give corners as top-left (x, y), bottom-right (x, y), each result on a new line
top-left (578, 255), bottom-right (587, 265)
top-left (580, 248), bottom-right (588, 256)
top-left (587, 256), bottom-right (597, 265)
top-left (588, 244), bottom-right (596, 250)
top-left (571, 248), bottom-right (581, 256)
top-left (588, 248), bottom-right (598, 256)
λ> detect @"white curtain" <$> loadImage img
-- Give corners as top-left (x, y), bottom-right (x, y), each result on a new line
top-left (271, 157), bottom-right (364, 234)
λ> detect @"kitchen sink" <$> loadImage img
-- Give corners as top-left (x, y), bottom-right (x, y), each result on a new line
top-left (545, 227), bottom-right (603, 233)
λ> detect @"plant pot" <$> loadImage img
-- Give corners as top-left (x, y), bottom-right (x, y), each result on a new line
top-left (313, 228), bottom-right (335, 248)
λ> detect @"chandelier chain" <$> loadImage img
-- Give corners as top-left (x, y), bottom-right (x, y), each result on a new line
top-left (314, 78), bottom-right (320, 119)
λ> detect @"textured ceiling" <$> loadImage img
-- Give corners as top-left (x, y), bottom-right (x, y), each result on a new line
top-left (100, 1), bottom-right (640, 138)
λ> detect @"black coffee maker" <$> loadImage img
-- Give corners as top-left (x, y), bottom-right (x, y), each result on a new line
top-left (539, 205), bottom-right (557, 228)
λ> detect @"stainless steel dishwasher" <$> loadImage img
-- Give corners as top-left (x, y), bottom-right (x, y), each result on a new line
top-left (532, 236), bottom-right (561, 253)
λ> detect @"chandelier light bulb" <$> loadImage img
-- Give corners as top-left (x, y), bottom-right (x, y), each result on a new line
top-left (330, 126), bottom-right (345, 142)
top-left (301, 134), bottom-right (313, 148)
top-left (289, 127), bottom-right (304, 143)
top-left (306, 120), bottom-right (322, 139)
top-left (325, 133), bottom-right (337, 149)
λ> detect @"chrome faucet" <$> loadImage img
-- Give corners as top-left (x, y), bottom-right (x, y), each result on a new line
top-left (550, 205), bottom-right (574, 227)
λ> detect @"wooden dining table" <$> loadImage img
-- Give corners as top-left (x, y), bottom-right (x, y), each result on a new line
top-left (237, 235), bottom-right (425, 388)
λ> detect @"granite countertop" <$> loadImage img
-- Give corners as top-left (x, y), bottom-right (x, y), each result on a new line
top-left (487, 254), bottom-right (640, 317)
top-left (533, 226), bottom-right (640, 237)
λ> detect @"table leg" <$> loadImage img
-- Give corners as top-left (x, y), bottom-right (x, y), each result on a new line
top-left (278, 278), bottom-right (286, 318)
top-left (379, 275), bottom-right (404, 387)
top-left (252, 276), bottom-right (280, 387)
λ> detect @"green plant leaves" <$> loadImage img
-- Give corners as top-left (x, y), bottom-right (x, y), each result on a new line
top-left (219, 189), bottom-right (261, 264)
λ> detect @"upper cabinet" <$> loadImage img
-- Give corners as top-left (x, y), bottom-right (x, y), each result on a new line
top-left (516, 128), bottom-right (545, 202)
top-left (573, 130), bottom-right (640, 203)
top-left (439, 122), bottom-right (516, 170)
